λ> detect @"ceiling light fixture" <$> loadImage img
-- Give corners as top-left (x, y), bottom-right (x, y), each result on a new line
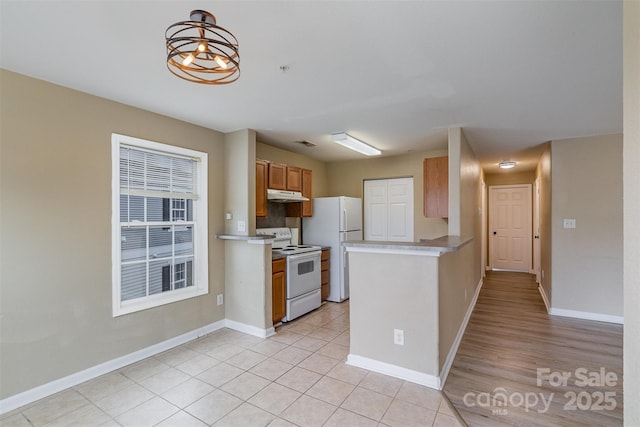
top-left (166, 10), bottom-right (240, 84)
top-left (498, 160), bottom-right (517, 169)
top-left (331, 133), bottom-right (382, 156)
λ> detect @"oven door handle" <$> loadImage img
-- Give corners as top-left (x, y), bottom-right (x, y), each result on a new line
top-left (286, 252), bottom-right (321, 261)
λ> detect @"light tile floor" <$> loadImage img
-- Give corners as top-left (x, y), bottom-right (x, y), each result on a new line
top-left (1, 301), bottom-right (465, 427)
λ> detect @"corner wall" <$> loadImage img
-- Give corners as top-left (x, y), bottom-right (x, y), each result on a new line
top-left (623, 1), bottom-right (640, 423)
top-left (550, 134), bottom-right (623, 318)
top-left (535, 143), bottom-right (552, 307)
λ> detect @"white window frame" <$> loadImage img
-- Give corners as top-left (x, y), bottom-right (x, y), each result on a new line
top-left (111, 133), bottom-right (208, 316)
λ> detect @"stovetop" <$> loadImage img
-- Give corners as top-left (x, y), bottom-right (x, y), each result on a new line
top-left (273, 244), bottom-right (322, 255)
top-left (256, 227), bottom-right (321, 255)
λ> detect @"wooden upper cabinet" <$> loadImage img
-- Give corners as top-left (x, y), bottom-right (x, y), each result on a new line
top-left (286, 168), bottom-right (313, 217)
top-left (301, 168), bottom-right (313, 216)
top-left (268, 163), bottom-right (287, 190)
top-left (256, 159), bottom-right (268, 218)
top-left (286, 166), bottom-right (302, 192)
top-left (423, 156), bottom-right (449, 218)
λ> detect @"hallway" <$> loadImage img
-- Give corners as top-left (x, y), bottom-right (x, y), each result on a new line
top-left (443, 271), bottom-right (623, 426)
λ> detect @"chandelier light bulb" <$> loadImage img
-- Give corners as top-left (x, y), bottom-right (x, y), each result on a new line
top-left (214, 55), bottom-right (228, 69)
top-left (182, 54), bottom-right (195, 66)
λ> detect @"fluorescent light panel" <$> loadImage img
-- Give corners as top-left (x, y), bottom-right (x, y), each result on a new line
top-left (499, 161), bottom-right (517, 169)
top-left (331, 133), bottom-right (381, 156)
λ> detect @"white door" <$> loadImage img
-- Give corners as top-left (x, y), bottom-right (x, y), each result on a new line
top-left (489, 185), bottom-right (532, 272)
top-left (364, 178), bottom-right (413, 241)
top-left (364, 180), bottom-right (387, 241)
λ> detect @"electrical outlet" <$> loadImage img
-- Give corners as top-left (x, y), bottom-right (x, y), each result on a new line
top-left (217, 294), bottom-right (223, 306)
top-left (237, 220), bottom-right (246, 232)
top-left (394, 329), bottom-right (404, 346)
top-left (563, 218), bottom-right (576, 229)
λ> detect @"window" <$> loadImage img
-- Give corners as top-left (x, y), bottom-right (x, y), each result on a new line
top-left (112, 134), bottom-right (208, 316)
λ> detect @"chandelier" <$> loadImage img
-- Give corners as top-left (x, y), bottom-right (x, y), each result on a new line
top-left (166, 10), bottom-right (240, 84)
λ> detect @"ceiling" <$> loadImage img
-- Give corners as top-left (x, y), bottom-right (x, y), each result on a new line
top-left (0, 1), bottom-right (622, 173)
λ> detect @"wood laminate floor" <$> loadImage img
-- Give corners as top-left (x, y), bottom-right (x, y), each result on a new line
top-left (443, 271), bottom-right (623, 427)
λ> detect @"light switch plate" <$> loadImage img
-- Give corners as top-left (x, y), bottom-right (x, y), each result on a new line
top-left (237, 220), bottom-right (246, 232)
top-left (563, 218), bottom-right (576, 229)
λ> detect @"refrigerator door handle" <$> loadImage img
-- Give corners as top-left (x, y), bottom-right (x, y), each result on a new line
top-left (342, 209), bottom-right (347, 231)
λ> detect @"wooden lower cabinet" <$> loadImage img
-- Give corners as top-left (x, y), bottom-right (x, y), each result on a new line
top-left (321, 249), bottom-right (330, 301)
top-left (272, 257), bottom-right (286, 325)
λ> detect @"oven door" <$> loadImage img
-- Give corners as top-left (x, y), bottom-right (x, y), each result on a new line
top-left (286, 251), bottom-right (321, 298)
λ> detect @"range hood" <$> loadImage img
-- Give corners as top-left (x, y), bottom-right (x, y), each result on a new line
top-left (267, 189), bottom-right (309, 203)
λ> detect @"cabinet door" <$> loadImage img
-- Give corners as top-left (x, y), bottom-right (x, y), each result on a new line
top-left (256, 160), bottom-right (268, 218)
top-left (272, 271), bottom-right (286, 324)
top-left (268, 163), bottom-right (287, 190)
top-left (286, 166), bottom-right (302, 192)
top-left (272, 258), bottom-right (286, 325)
top-left (423, 156), bottom-right (448, 218)
top-left (321, 249), bottom-right (330, 301)
top-left (301, 169), bottom-right (313, 216)
top-left (286, 168), bottom-right (313, 217)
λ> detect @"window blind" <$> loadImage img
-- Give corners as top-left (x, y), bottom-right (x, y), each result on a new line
top-left (120, 146), bottom-right (198, 200)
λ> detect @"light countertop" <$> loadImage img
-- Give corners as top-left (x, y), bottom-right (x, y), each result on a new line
top-left (343, 235), bottom-right (473, 255)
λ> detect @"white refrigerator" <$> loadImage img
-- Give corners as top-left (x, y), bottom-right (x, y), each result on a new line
top-left (302, 196), bottom-right (362, 302)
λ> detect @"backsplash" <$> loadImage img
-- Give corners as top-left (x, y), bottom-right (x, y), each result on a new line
top-left (256, 202), bottom-right (287, 228)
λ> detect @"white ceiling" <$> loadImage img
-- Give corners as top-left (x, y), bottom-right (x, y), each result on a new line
top-left (0, 1), bottom-right (622, 173)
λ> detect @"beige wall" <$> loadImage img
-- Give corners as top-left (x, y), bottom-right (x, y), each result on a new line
top-left (224, 241), bottom-right (271, 330)
top-left (225, 130), bottom-right (256, 235)
top-left (438, 127), bottom-right (483, 371)
top-left (536, 143), bottom-right (553, 306)
top-left (484, 170), bottom-right (535, 186)
top-left (326, 149), bottom-right (449, 240)
top-left (438, 242), bottom-right (475, 370)
top-left (623, 1), bottom-right (640, 423)
top-left (348, 251), bottom-right (440, 376)
top-left (0, 70), bottom-right (226, 399)
top-left (551, 134), bottom-right (623, 316)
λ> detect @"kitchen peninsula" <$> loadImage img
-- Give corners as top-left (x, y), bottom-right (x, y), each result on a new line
top-left (343, 235), bottom-right (475, 390)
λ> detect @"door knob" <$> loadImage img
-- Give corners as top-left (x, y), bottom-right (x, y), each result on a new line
top-left (493, 231), bottom-right (497, 235)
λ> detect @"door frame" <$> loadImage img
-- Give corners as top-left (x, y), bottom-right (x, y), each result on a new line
top-left (488, 184), bottom-right (533, 272)
top-left (481, 180), bottom-right (487, 276)
top-left (533, 178), bottom-right (541, 281)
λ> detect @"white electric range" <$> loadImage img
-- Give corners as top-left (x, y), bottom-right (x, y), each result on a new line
top-left (256, 227), bottom-right (322, 322)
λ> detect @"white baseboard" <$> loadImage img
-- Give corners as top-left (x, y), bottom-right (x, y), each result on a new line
top-left (549, 308), bottom-right (624, 325)
top-left (347, 354), bottom-right (441, 390)
top-left (0, 319), bottom-right (226, 415)
top-left (538, 285), bottom-right (551, 312)
top-left (439, 277), bottom-right (484, 387)
top-left (225, 319), bottom-right (275, 338)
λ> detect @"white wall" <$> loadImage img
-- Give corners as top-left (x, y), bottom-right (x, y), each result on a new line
top-left (551, 134), bottom-right (623, 317)
top-left (623, 1), bottom-right (640, 423)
